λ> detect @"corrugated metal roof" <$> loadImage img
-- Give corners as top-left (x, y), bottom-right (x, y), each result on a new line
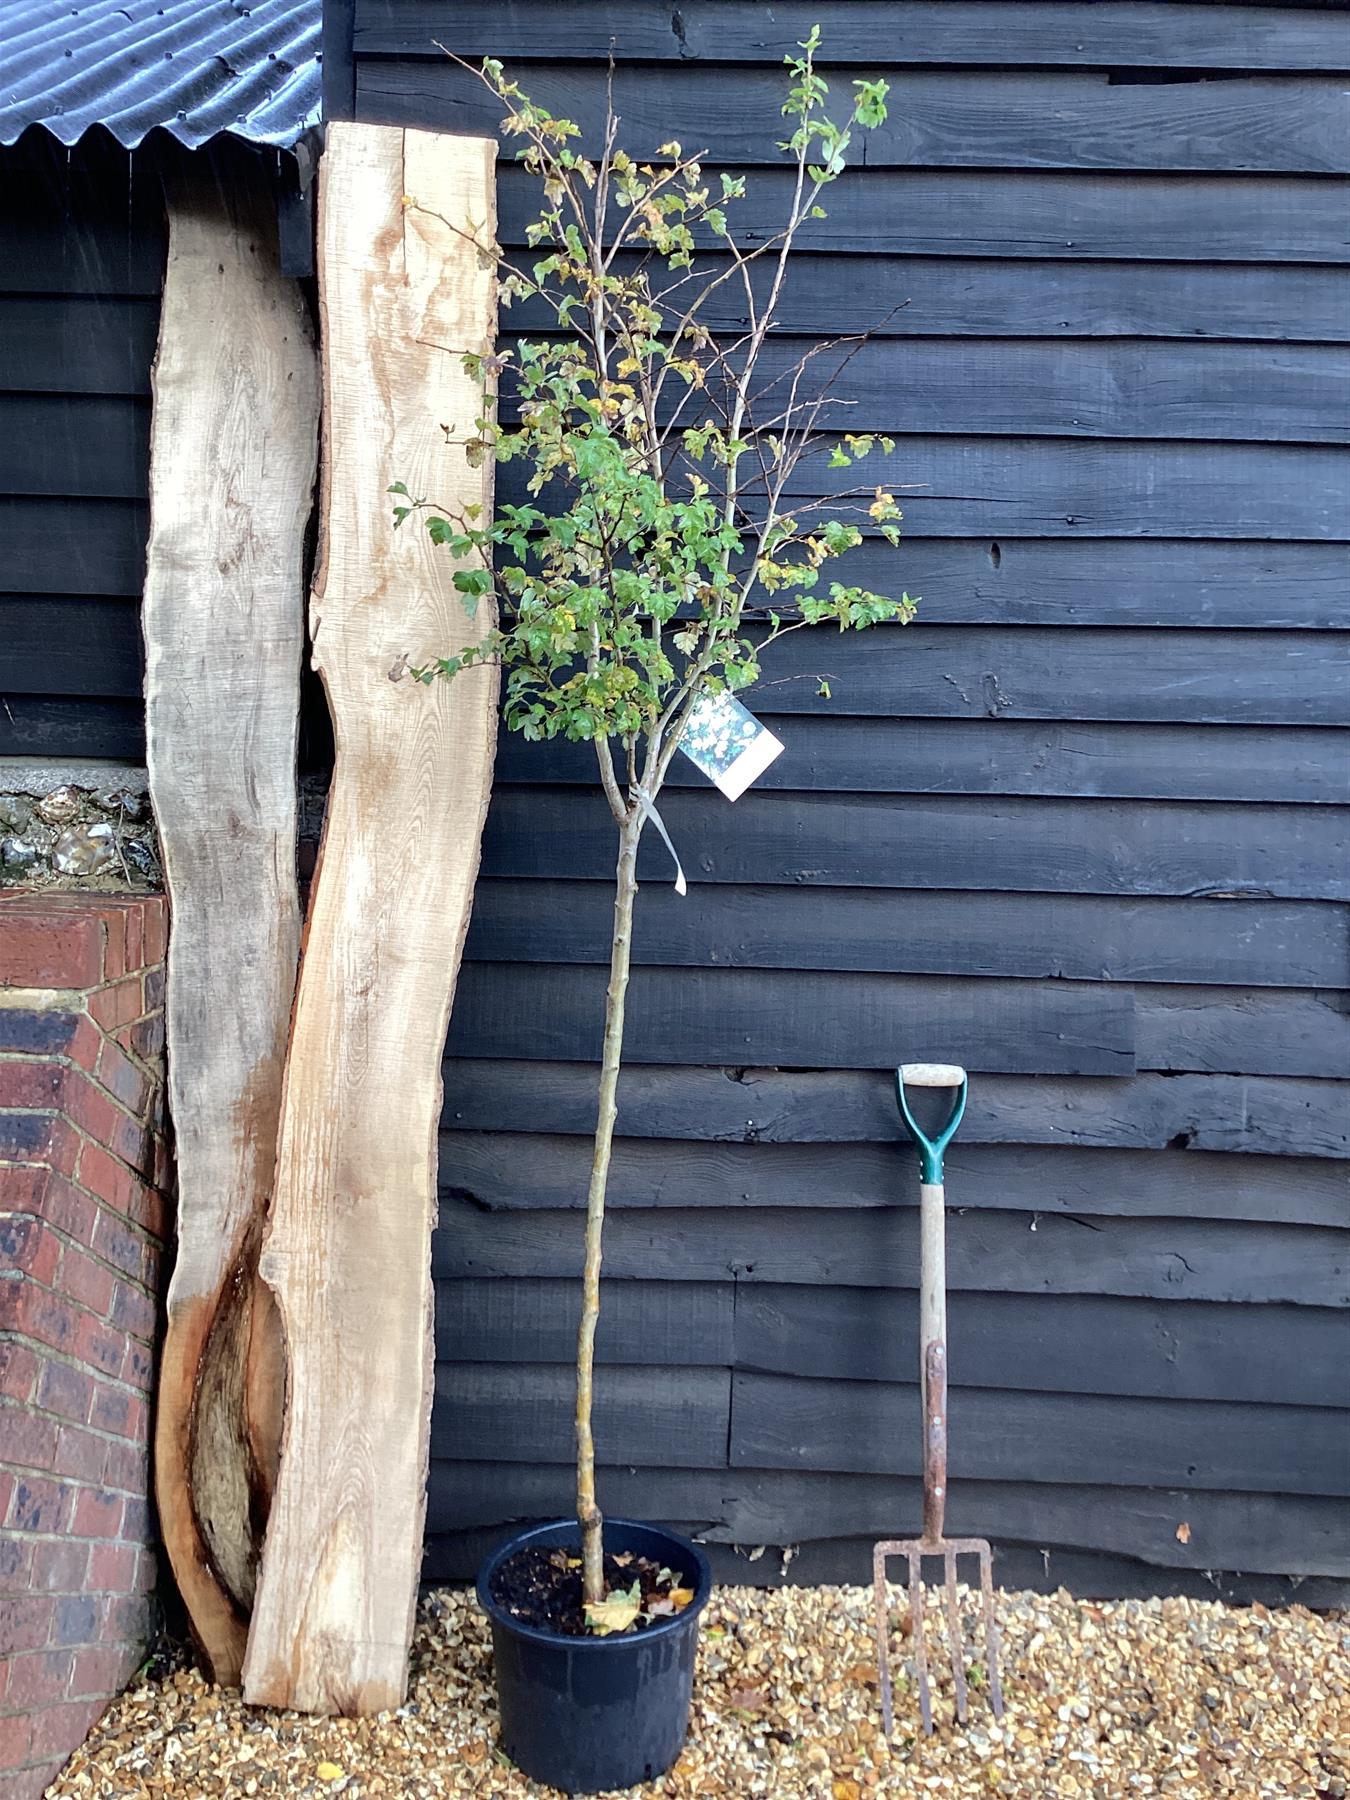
top-left (0, 0), bottom-right (321, 152)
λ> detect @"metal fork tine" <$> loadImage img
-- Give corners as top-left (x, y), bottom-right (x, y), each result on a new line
top-left (979, 1543), bottom-right (1006, 1721)
top-left (872, 1543), bottom-right (896, 1738)
top-left (944, 1548), bottom-right (970, 1722)
top-left (908, 1549), bottom-right (933, 1736)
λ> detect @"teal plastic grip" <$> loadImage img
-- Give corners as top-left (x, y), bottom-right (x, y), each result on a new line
top-left (894, 1067), bottom-right (968, 1185)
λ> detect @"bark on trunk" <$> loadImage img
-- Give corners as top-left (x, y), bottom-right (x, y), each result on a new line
top-left (577, 814), bottom-right (642, 1604)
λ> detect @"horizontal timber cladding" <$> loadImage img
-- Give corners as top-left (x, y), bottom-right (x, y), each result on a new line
top-left (419, 1524), bottom-right (1350, 1608)
top-left (447, 965), bottom-right (1138, 1073)
top-left (435, 1279), bottom-right (1349, 1408)
top-left (442, 1063), bottom-right (1350, 1159)
top-left (494, 721), bottom-right (1350, 802)
top-left (475, 789), bottom-right (1350, 894)
top-left (729, 1371), bottom-right (1350, 1498)
top-left (434, 1198), bottom-right (1350, 1309)
top-left (356, 3), bottom-right (1350, 71)
top-left (462, 887), bottom-right (1348, 988)
top-left (439, 1135), bottom-right (1349, 1227)
top-left (430, 1363), bottom-right (732, 1468)
top-left (422, 1463), bottom-right (1350, 1583)
top-left (505, 255), bottom-right (1350, 344)
top-left (493, 166), bottom-right (1350, 265)
top-left (15, 401), bottom-right (1349, 536)
top-left (21, 266), bottom-right (1350, 376)
top-left (356, 65), bottom-right (1350, 174)
top-left (496, 437), bottom-right (1349, 538)
top-left (448, 964), bottom-right (1350, 1078)
top-left (495, 338), bottom-right (1350, 444)
top-left (0, 497), bottom-right (146, 594)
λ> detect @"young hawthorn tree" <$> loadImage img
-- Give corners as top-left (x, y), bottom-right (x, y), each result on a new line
top-left (397, 29), bottom-right (913, 1623)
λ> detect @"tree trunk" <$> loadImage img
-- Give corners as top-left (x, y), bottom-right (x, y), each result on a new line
top-left (241, 123), bottom-right (499, 1715)
top-left (578, 811), bottom-right (642, 1604)
top-left (146, 177), bottom-right (316, 1685)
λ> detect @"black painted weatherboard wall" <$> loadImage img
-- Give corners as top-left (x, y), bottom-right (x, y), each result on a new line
top-left (351, 0), bottom-right (1350, 1600)
top-left (3, 5), bottom-right (1346, 1600)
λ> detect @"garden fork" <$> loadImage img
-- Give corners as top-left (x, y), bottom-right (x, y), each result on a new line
top-left (872, 1062), bottom-right (1005, 1736)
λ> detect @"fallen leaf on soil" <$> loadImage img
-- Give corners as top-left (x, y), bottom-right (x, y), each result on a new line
top-left (584, 1582), bottom-right (642, 1636)
top-left (727, 1685), bottom-right (769, 1712)
top-left (833, 1781), bottom-right (862, 1800)
top-left (315, 1765), bottom-right (344, 1784)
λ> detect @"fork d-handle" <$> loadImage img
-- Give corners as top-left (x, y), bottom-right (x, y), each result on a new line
top-left (896, 1065), bottom-right (968, 1544)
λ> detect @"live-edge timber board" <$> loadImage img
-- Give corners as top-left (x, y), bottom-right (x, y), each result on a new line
top-left (146, 180), bottom-right (317, 1685)
top-left (243, 124), bottom-right (499, 1716)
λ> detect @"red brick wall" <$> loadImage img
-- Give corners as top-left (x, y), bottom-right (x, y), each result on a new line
top-left (0, 894), bottom-right (169, 1800)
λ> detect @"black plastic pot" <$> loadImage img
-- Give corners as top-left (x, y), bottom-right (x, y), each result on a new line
top-left (477, 1517), bottom-right (713, 1795)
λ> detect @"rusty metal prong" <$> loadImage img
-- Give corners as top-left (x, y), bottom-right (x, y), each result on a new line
top-left (908, 1547), bottom-right (933, 1736)
top-left (872, 1542), bottom-right (896, 1738)
top-left (943, 1547), bottom-right (969, 1722)
top-left (978, 1541), bottom-right (1005, 1721)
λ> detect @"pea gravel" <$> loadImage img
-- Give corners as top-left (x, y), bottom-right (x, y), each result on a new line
top-left (49, 1582), bottom-right (1348, 1799)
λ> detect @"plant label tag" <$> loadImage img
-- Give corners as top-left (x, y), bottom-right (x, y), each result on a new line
top-left (678, 691), bottom-right (784, 801)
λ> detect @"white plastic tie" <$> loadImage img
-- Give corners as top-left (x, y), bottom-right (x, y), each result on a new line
top-left (632, 784), bottom-right (687, 897)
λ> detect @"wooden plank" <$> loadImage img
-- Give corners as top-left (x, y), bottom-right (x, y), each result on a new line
top-left (243, 124), bottom-right (499, 1717)
top-left (421, 1521), bottom-right (1350, 1605)
top-left (0, 395), bottom-right (147, 498)
top-left (764, 540), bottom-right (1350, 629)
top-left (1136, 984), bottom-right (1350, 1076)
top-left (0, 498), bottom-right (146, 595)
top-left (434, 1278), bottom-right (734, 1368)
top-left (588, 625), bottom-right (1350, 726)
top-left (500, 336), bottom-right (1350, 446)
top-left (733, 1288), bottom-right (1350, 1407)
top-left (480, 789), bottom-right (1350, 898)
top-left (448, 965), bottom-right (1136, 1076)
top-left (0, 298), bottom-right (159, 395)
top-left (0, 170), bottom-right (167, 295)
top-left (494, 719), bottom-right (1350, 804)
top-left (145, 181), bottom-right (316, 1686)
top-left (788, 621), bottom-right (1350, 712)
top-left (356, 65), bottom-right (1350, 174)
top-left (442, 1063), bottom-right (1350, 1160)
top-left (730, 1372), bottom-right (1350, 1496)
top-left (507, 253), bottom-right (1350, 343)
top-left (430, 1364), bottom-right (731, 1468)
top-left (496, 165), bottom-right (1350, 264)
top-left (0, 695), bottom-right (143, 760)
top-left (422, 1463), bottom-right (1350, 1579)
top-left (0, 598), bottom-right (142, 696)
top-left (439, 1134), bottom-right (1349, 1227)
top-left (497, 437), bottom-right (1349, 539)
top-left (739, 1369), bottom-right (1350, 1501)
top-left (433, 1198), bottom-right (1350, 1307)
top-left (463, 886), bottom-right (1347, 989)
top-left (363, 2), bottom-right (1350, 71)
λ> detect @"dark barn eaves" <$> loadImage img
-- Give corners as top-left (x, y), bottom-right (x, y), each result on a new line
top-left (0, 0), bottom-right (321, 152)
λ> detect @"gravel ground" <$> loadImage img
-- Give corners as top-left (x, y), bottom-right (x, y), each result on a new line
top-left (50, 1582), bottom-right (1348, 1799)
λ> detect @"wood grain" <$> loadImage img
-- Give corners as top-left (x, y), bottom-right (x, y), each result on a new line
top-left (434, 1198), bottom-right (1350, 1308)
top-left (423, 1461), bottom-right (1350, 1580)
top-left (463, 885), bottom-right (1347, 989)
top-left (145, 180), bottom-right (316, 1685)
top-left (242, 123), bottom-right (498, 1716)
top-left (730, 1371), bottom-right (1350, 1496)
top-left (497, 165), bottom-right (1350, 264)
top-left (357, 65), bottom-right (1350, 175)
top-left (361, 2), bottom-right (1350, 72)
top-left (439, 1133), bottom-right (1349, 1227)
top-left (441, 1061), bottom-right (1350, 1160)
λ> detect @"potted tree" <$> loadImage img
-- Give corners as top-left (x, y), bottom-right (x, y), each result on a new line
top-left (397, 31), bottom-right (907, 1792)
